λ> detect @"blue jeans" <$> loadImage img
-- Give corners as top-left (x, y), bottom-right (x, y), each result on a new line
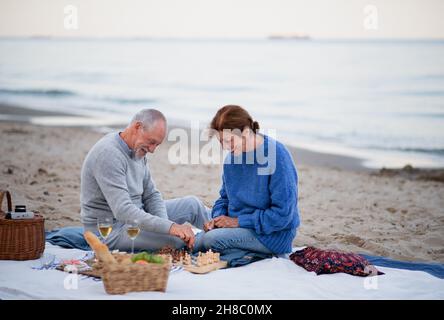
top-left (193, 228), bottom-right (273, 267)
top-left (84, 195), bottom-right (211, 252)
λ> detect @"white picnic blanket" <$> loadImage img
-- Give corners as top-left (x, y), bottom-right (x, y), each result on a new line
top-left (0, 243), bottom-right (443, 299)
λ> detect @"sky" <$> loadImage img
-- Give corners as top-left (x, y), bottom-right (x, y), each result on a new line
top-left (0, 0), bottom-right (443, 39)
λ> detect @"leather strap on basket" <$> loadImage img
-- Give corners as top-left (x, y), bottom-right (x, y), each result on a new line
top-left (0, 190), bottom-right (12, 213)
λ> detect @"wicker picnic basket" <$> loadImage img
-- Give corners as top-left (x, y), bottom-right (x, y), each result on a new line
top-left (100, 257), bottom-right (172, 294)
top-left (0, 190), bottom-right (45, 260)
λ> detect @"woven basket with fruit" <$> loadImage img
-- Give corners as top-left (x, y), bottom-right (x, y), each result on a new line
top-left (84, 231), bottom-right (171, 294)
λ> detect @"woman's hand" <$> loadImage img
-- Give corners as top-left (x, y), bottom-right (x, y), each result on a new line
top-left (213, 216), bottom-right (239, 228)
top-left (203, 220), bottom-right (215, 232)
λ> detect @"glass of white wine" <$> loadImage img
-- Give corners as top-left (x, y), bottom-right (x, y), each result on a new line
top-left (97, 216), bottom-right (113, 244)
top-left (126, 219), bottom-right (140, 255)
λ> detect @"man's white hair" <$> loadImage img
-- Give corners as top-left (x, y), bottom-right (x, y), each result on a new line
top-left (129, 108), bottom-right (167, 131)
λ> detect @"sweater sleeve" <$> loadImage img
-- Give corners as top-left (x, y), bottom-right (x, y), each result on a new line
top-left (94, 151), bottom-right (173, 234)
top-left (211, 174), bottom-right (229, 218)
top-left (237, 149), bottom-right (298, 235)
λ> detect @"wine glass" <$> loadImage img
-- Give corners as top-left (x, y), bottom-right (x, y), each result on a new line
top-left (97, 216), bottom-right (113, 244)
top-left (126, 219), bottom-right (140, 255)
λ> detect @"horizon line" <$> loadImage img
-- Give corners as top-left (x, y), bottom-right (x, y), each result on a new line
top-left (1, 35), bottom-right (444, 42)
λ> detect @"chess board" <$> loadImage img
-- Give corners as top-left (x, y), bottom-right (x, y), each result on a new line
top-left (179, 250), bottom-right (228, 274)
top-left (183, 260), bottom-right (228, 274)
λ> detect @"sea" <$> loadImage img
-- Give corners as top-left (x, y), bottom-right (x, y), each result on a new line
top-left (1, 38), bottom-right (443, 168)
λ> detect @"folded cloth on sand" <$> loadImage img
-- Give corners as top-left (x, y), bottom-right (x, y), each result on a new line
top-left (46, 227), bottom-right (90, 251)
top-left (360, 254), bottom-right (444, 279)
top-left (290, 247), bottom-right (384, 277)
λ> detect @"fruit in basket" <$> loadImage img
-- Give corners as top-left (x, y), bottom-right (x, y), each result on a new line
top-left (135, 260), bottom-right (149, 265)
top-left (131, 251), bottom-right (164, 264)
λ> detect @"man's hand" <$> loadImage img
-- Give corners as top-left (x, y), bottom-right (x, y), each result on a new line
top-left (203, 219), bottom-right (215, 232)
top-left (169, 223), bottom-right (195, 249)
top-left (213, 216), bottom-right (239, 228)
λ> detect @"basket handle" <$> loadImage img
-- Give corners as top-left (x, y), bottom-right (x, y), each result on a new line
top-left (0, 190), bottom-right (12, 213)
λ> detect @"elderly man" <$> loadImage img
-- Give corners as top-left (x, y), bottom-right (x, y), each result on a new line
top-left (80, 109), bottom-right (209, 251)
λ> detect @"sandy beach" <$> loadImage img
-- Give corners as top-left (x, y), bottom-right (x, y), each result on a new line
top-left (1, 104), bottom-right (443, 263)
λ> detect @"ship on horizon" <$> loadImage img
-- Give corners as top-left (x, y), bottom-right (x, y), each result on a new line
top-left (268, 33), bottom-right (311, 40)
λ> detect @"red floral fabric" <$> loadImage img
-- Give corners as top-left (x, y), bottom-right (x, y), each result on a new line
top-left (289, 247), bottom-right (384, 277)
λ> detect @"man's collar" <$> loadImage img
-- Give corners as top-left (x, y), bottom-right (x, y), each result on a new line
top-left (116, 132), bottom-right (135, 158)
top-left (115, 132), bottom-right (148, 163)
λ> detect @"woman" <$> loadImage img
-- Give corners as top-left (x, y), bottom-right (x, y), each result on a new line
top-left (194, 105), bottom-right (300, 264)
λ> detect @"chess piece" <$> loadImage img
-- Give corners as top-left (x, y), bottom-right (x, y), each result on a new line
top-left (182, 250), bottom-right (228, 274)
top-left (184, 253), bottom-right (191, 265)
top-left (207, 250), bottom-right (213, 263)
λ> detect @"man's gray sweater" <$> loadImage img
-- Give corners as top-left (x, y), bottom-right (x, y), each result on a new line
top-left (80, 132), bottom-right (173, 234)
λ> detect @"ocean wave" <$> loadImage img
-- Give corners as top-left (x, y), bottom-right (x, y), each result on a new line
top-left (396, 112), bottom-right (444, 118)
top-left (392, 147), bottom-right (444, 155)
top-left (401, 90), bottom-right (444, 97)
top-left (0, 88), bottom-right (158, 106)
top-left (102, 97), bottom-right (157, 104)
top-left (0, 88), bottom-right (76, 97)
top-left (353, 145), bottom-right (444, 156)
